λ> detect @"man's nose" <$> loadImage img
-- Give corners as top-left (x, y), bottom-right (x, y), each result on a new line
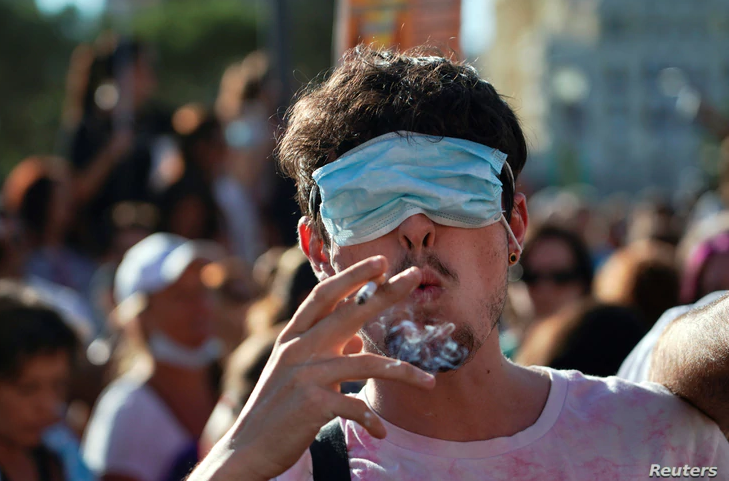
top-left (398, 214), bottom-right (436, 254)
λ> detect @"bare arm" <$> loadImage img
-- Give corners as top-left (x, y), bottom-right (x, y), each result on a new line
top-left (186, 257), bottom-right (435, 481)
top-left (649, 296), bottom-right (729, 436)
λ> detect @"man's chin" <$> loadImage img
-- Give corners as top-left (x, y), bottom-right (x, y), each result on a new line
top-left (382, 320), bottom-right (473, 374)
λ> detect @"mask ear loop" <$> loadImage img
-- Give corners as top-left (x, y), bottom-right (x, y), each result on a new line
top-left (500, 161), bottom-right (522, 256)
top-left (309, 183), bottom-right (320, 221)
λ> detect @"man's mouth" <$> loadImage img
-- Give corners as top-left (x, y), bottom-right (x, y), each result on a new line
top-left (410, 268), bottom-right (444, 303)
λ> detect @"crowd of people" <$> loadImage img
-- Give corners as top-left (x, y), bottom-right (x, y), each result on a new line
top-left (2, 35), bottom-right (729, 481)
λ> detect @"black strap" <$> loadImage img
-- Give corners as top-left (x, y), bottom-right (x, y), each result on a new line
top-left (309, 418), bottom-right (351, 481)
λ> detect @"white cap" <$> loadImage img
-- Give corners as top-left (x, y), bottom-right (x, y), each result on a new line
top-left (114, 233), bottom-right (223, 319)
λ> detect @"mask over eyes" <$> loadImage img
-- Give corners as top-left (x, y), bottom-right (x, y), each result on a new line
top-left (312, 131), bottom-right (521, 250)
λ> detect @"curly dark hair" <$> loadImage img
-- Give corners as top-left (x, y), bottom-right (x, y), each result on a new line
top-left (277, 45), bottom-right (528, 242)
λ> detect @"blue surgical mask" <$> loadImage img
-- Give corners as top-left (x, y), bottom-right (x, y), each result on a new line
top-left (312, 131), bottom-right (521, 250)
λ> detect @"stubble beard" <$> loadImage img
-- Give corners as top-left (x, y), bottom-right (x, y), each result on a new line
top-left (360, 279), bottom-right (508, 374)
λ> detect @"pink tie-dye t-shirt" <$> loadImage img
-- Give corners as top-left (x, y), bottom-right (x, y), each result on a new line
top-left (274, 368), bottom-right (729, 481)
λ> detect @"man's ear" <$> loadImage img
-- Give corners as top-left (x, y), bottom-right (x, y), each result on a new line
top-left (298, 216), bottom-right (335, 281)
top-left (509, 193), bottom-right (529, 250)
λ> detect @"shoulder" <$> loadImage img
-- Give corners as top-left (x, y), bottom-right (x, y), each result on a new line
top-left (617, 291), bottom-right (727, 382)
top-left (548, 369), bottom-right (727, 462)
top-left (556, 368), bottom-right (697, 416)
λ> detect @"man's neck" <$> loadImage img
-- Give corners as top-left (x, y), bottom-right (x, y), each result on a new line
top-left (366, 337), bottom-right (551, 442)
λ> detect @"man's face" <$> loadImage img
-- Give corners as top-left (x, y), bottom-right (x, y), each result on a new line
top-left (326, 213), bottom-right (512, 371)
top-left (142, 260), bottom-right (215, 348)
top-left (0, 351), bottom-right (70, 448)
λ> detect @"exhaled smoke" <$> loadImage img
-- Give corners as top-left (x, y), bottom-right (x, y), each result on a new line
top-left (378, 306), bottom-right (470, 374)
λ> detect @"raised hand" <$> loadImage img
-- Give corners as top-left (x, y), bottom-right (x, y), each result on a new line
top-left (188, 256), bottom-right (435, 481)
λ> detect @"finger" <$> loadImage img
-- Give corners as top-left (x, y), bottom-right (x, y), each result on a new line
top-left (321, 391), bottom-right (387, 439)
top-left (342, 334), bottom-right (364, 355)
top-left (282, 256), bottom-right (388, 339)
top-left (312, 353), bottom-right (436, 389)
top-left (309, 266), bottom-right (422, 346)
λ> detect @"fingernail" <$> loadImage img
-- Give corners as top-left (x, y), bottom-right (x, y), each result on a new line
top-left (392, 266), bottom-right (419, 282)
top-left (419, 370), bottom-right (435, 383)
top-left (363, 411), bottom-right (373, 427)
top-left (405, 266), bottom-right (419, 276)
top-left (372, 256), bottom-right (386, 269)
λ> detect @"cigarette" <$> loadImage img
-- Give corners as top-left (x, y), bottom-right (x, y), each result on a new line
top-left (355, 281), bottom-right (378, 305)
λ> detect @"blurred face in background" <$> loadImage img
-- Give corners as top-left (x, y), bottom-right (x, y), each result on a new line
top-left (522, 237), bottom-right (586, 321)
top-left (139, 260), bottom-right (215, 348)
top-left (118, 56), bottom-right (157, 112)
top-left (0, 352), bottom-right (70, 448)
top-left (698, 251), bottom-right (729, 299)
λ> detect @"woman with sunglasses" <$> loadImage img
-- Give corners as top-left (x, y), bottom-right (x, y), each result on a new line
top-left (519, 224), bottom-right (594, 323)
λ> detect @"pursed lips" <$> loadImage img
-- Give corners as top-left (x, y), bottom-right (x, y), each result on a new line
top-left (409, 267), bottom-right (445, 303)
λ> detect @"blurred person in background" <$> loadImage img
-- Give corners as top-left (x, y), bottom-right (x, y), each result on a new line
top-left (62, 36), bottom-right (171, 258)
top-left (0, 281), bottom-right (84, 481)
top-left (518, 224), bottom-right (594, 324)
top-left (158, 103), bottom-right (257, 252)
top-left (250, 246), bottom-right (287, 292)
top-left (2, 156), bottom-right (97, 306)
top-left (616, 217), bottom-right (729, 381)
top-left (104, 201), bottom-right (158, 265)
top-left (625, 192), bottom-right (683, 247)
top-left (515, 301), bottom-right (647, 377)
top-left (82, 233), bottom-right (223, 481)
top-left (246, 246), bottom-right (318, 335)
top-left (0, 202), bottom-right (106, 450)
top-left (158, 106), bottom-right (226, 245)
top-left (215, 52), bottom-right (272, 260)
top-left (216, 50), bottom-right (298, 249)
top-left (199, 325), bottom-right (282, 456)
top-left (618, 223), bottom-right (729, 383)
top-left (680, 228), bottom-right (729, 305)
top-left (593, 239), bottom-right (680, 329)
top-left (198, 257), bottom-right (262, 358)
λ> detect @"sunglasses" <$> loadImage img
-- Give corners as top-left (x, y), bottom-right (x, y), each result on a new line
top-left (521, 268), bottom-right (582, 286)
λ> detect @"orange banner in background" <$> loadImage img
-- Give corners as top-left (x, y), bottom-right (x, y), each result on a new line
top-left (334, 0), bottom-right (461, 59)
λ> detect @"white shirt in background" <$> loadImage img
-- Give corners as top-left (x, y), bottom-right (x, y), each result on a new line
top-left (82, 377), bottom-right (194, 481)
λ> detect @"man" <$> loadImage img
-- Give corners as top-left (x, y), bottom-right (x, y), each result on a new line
top-left (82, 233), bottom-right (224, 481)
top-left (190, 46), bottom-right (728, 480)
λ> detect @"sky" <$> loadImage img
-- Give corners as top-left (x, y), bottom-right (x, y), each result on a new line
top-left (35, 0), bottom-right (105, 16)
top-left (461, 0), bottom-right (495, 57)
